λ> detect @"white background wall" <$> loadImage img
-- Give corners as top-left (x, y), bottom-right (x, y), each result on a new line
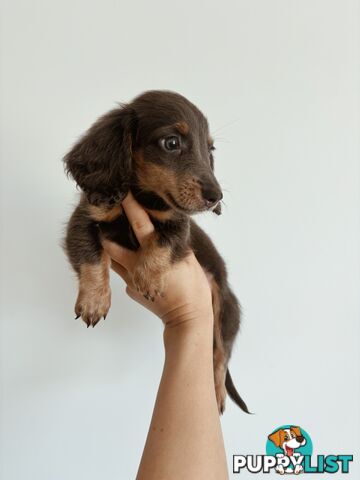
top-left (1, 0), bottom-right (359, 478)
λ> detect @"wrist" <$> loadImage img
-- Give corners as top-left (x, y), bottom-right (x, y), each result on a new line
top-left (162, 305), bottom-right (214, 352)
top-left (161, 301), bottom-right (213, 324)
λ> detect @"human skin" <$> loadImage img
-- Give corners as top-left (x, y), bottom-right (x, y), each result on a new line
top-left (102, 193), bottom-right (229, 480)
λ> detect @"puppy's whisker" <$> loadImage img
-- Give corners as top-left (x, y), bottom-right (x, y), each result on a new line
top-left (212, 118), bottom-right (240, 135)
top-left (212, 137), bottom-right (231, 144)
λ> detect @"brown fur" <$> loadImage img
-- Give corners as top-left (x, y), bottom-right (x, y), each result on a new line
top-left (175, 121), bottom-right (189, 135)
top-left (63, 90), bottom-right (249, 414)
top-left (144, 208), bottom-right (175, 222)
top-left (75, 252), bottom-right (111, 327)
top-left (211, 278), bottom-right (227, 413)
top-left (88, 204), bottom-right (123, 222)
top-left (132, 233), bottom-right (172, 300)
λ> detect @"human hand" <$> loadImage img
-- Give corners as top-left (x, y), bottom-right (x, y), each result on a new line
top-left (102, 193), bottom-right (213, 329)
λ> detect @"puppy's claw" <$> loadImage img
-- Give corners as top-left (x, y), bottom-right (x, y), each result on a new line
top-left (143, 292), bottom-right (155, 302)
top-left (75, 315), bottom-right (80, 320)
top-left (92, 317), bottom-right (101, 327)
top-left (74, 287), bottom-right (111, 329)
top-left (155, 290), bottom-right (165, 298)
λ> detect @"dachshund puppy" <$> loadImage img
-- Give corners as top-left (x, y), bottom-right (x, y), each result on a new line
top-left (64, 90), bottom-right (249, 414)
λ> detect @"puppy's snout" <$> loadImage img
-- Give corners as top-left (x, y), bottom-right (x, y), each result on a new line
top-left (296, 436), bottom-right (304, 443)
top-left (200, 182), bottom-right (223, 207)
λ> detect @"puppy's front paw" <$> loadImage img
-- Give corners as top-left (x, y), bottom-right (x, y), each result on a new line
top-left (75, 287), bottom-right (111, 327)
top-left (133, 262), bottom-right (166, 301)
top-left (275, 465), bottom-right (285, 475)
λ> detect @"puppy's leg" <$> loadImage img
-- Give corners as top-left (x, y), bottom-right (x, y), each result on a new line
top-left (65, 201), bottom-right (111, 327)
top-left (132, 234), bottom-right (171, 300)
top-left (75, 252), bottom-right (111, 327)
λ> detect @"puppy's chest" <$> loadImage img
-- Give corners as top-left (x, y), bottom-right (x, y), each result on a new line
top-left (96, 208), bottom-right (190, 256)
top-left (98, 212), bottom-right (140, 251)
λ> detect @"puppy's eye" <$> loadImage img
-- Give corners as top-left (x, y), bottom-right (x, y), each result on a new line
top-left (284, 435), bottom-right (289, 441)
top-left (160, 135), bottom-right (181, 152)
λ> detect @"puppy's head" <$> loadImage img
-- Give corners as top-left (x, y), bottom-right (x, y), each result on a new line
top-left (64, 90), bottom-right (222, 214)
top-left (268, 427), bottom-right (306, 456)
top-left (131, 90), bottom-right (222, 214)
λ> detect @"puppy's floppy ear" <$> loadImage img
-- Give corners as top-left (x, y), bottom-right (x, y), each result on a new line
top-left (268, 430), bottom-right (282, 447)
top-left (64, 105), bottom-right (136, 205)
top-left (291, 426), bottom-right (302, 437)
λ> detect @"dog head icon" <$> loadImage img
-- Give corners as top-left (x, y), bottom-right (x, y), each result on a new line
top-left (268, 426), bottom-right (306, 456)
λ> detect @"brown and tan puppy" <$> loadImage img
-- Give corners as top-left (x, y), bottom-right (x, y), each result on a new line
top-left (64, 90), bottom-right (249, 414)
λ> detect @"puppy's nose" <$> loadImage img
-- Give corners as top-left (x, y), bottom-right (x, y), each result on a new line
top-left (201, 184), bottom-right (223, 207)
top-left (296, 436), bottom-right (304, 443)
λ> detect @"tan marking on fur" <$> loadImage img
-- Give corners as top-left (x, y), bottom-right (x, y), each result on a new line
top-left (132, 233), bottom-right (171, 298)
top-left (211, 278), bottom-right (227, 414)
top-left (134, 150), bottom-right (178, 193)
top-left (133, 150), bottom-right (204, 211)
top-left (75, 252), bottom-right (111, 326)
top-left (175, 121), bottom-right (189, 135)
top-left (145, 208), bottom-right (175, 222)
top-left (88, 204), bottom-right (123, 222)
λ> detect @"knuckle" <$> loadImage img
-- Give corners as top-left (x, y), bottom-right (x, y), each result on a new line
top-left (109, 246), bottom-right (124, 262)
top-left (132, 219), bottom-right (147, 232)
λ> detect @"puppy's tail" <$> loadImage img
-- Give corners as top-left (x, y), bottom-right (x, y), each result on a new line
top-left (225, 369), bottom-right (252, 414)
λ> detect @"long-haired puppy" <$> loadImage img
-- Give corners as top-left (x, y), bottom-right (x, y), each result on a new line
top-left (64, 90), bottom-right (249, 414)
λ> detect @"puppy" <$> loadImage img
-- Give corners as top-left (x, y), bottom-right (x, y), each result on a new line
top-left (63, 90), bottom-right (249, 414)
top-left (268, 426), bottom-right (306, 474)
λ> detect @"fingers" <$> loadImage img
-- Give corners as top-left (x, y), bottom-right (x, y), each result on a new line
top-left (102, 239), bottom-right (137, 271)
top-left (125, 285), bottom-right (138, 301)
top-left (122, 192), bottom-right (154, 246)
top-left (110, 260), bottom-right (133, 285)
top-left (125, 285), bottom-right (150, 308)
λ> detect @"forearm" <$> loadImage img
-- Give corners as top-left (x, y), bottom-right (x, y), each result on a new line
top-left (103, 198), bottom-right (228, 478)
top-left (136, 315), bottom-right (228, 480)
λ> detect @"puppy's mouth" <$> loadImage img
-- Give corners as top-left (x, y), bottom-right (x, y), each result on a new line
top-left (166, 192), bottom-right (218, 214)
top-left (166, 193), bottom-right (192, 213)
top-left (285, 446), bottom-right (294, 456)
